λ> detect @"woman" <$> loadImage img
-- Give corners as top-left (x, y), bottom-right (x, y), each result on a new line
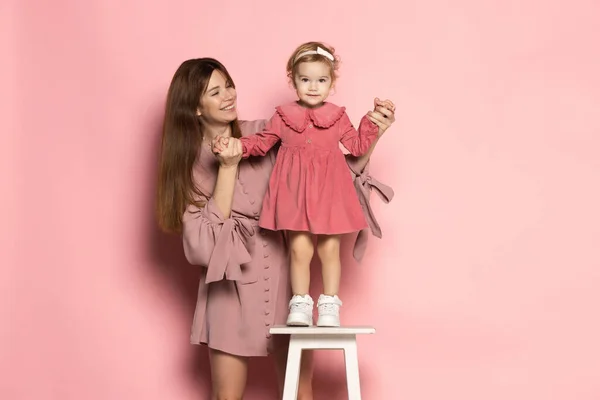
top-left (156, 58), bottom-right (396, 400)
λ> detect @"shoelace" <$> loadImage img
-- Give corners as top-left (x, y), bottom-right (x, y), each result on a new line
top-left (291, 302), bottom-right (311, 312)
top-left (319, 302), bottom-right (339, 315)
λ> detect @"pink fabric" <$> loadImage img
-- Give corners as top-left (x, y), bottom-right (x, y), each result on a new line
top-left (181, 119), bottom-right (392, 357)
top-left (348, 162), bottom-right (395, 261)
top-left (240, 102), bottom-right (379, 234)
top-left (183, 120), bottom-right (290, 356)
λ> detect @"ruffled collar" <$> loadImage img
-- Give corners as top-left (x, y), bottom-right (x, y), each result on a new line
top-left (276, 101), bottom-right (346, 133)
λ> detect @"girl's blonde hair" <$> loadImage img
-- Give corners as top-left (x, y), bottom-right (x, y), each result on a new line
top-left (286, 41), bottom-right (340, 87)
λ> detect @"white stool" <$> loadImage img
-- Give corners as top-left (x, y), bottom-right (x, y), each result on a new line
top-left (270, 325), bottom-right (375, 400)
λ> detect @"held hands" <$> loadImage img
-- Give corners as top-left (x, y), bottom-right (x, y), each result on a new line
top-left (211, 135), bottom-right (243, 168)
top-left (366, 97), bottom-right (396, 137)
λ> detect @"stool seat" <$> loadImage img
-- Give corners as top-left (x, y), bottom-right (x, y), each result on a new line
top-left (270, 325), bottom-right (375, 399)
top-left (270, 326), bottom-right (376, 335)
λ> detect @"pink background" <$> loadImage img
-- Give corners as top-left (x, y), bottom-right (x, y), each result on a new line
top-left (3, 0), bottom-right (600, 399)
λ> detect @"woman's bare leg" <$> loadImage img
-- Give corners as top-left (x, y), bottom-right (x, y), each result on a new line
top-left (209, 348), bottom-right (248, 400)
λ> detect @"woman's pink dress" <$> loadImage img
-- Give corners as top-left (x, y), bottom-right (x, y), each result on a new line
top-left (240, 102), bottom-right (379, 234)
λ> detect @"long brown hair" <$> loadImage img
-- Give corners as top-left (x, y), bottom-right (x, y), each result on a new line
top-left (156, 58), bottom-right (241, 234)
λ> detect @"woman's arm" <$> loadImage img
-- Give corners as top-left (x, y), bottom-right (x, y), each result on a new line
top-left (212, 165), bottom-right (238, 219)
top-left (182, 139), bottom-right (256, 284)
top-left (210, 136), bottom-right (243, 218)
top-left (344, 99), bottom-right (397, 261)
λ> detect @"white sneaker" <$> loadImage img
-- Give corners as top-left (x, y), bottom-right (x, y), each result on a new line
top-left (286, 294), bottom-right (314, 326)
top-left (317, 294), bottom-right (342, 327)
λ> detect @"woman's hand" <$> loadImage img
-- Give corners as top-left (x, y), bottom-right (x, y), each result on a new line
top-left (211, 136), bottom-right (242, 169)
top-left (367, 97), bottom-right (396, 137)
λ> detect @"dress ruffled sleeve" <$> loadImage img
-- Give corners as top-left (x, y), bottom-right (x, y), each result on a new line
top-left (345, 160), bottom-right (395, 261)
top-left (182, 197), bottom-right (258, 284)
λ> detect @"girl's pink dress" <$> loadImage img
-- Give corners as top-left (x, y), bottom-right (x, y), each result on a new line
top-left (240, 101), bottom-right (379, 234)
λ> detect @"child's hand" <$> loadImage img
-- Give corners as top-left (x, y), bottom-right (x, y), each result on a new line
top-left (212, 136), bottom-right (243, 168)
top-left (211, 135), bottom-right (229, 154)
top-left (367, 97), bottom-right (396, 136)
top-left (374, 97), bottom-right (396, 113)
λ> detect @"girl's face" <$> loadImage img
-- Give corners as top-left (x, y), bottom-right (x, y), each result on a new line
top-left (293, 61), bottom-right (333, 108)
top-left (197, 70), bottom-right (237, 124)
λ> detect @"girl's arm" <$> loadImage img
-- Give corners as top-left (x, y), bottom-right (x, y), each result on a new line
top-left (339, 112), bottom-right (379, 157)
top-left (239, 114), bottom-right (283, 158)
top-left (345, 100), bottom-right (396, 173)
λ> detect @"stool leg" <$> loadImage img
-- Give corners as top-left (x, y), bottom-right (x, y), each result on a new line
top-left (343, 335), bottom-right (361, 400)
top-left (282, 335), bottom-right (303, 400)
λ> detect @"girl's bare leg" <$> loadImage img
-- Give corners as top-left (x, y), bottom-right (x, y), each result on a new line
top-left (288, 231), bottom-right (314, 295)
top-left (316, 234), bottom-right (343, 327)
top-left (316, 234), bottom-right (341, 296)
top-left (287, 231), bottom-right (315, 326)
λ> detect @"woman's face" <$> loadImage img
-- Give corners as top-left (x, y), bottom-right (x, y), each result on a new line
top-left (197, 70), bottom-right (237, 125)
